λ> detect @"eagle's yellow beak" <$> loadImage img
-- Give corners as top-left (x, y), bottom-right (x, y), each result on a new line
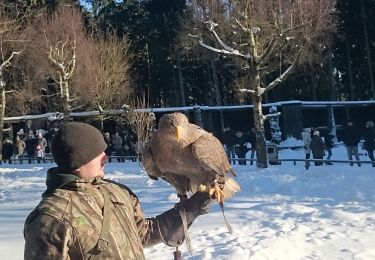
top-left (176, 125), bottom-right (183, 142)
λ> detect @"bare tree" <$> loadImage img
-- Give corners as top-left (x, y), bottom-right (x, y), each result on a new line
top-left (187, 0), bottom-right (337, 167)
top-left (32, 5), bottom-right (91, 121)
top-left (0, 4), bottom-right (27, 159)
top-left (82, 32), bottom-right (133, 130)
top-left (31, 6), bottom-right (133, 123)
top-left (122, 93), bottom-right (154, 162)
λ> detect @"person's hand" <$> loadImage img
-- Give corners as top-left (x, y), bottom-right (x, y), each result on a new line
top-left (185, 191), bottom-right (211, 220)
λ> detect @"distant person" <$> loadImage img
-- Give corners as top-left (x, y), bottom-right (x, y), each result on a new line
top-left (25, 131), bottom-right (37, 164)
top-left (16, 135), bottom-right (26, 164)
top-left (17, 128), bottom-right (26, 140)
top-left (223, 127), bottom-right (236, 165)
top-left (112, 132), bottom-right (125, 162)
top-left (36, 132), bottom-right (47, 163)
top-left (234, 130), bottom-right (249, 165)
top-left (123, 130), bottom-right (137, 162)
top-left (363, 121), bottom-right (375, 167)
top-left (301, 128), bottom-right (312, 169)
top-left (35, 144), bottom-right (45, 163)
top-left (2, 137), bottom-right (13, 164)
top-left (342, 121), bottom-right (361, 167)
top-left (324, 133), bottom-right (335, 165)
top-left (103, 132), bottom-right (112, 162)
top-left (310, 130), bottom-right (325, 166)
top-left (36, 132), bottom-right (47, 152)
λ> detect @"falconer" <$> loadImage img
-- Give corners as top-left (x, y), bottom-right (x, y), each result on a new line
top-left (24, 122), bottom-right (210, 260)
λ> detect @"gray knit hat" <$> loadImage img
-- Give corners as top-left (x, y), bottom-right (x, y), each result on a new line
top-left (51, 122), bottom-right (107, 171)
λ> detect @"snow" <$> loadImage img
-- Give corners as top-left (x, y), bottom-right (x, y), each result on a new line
top-left (1, 143), bottom-right (375, 260)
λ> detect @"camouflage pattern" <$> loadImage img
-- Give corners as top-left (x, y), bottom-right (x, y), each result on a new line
top-left (24, 175), bottom-right (186, 260)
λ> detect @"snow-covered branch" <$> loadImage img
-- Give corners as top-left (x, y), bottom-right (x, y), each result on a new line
top-left (4, 89), bottom-right (21, 95)
top-left (235, 19), bottom-right (250, 32)
top-left (189, 34), bottom-right (252, 60)
top-left (238, 88), bottom-right (256, 95)
top-left (0, 50), bottom-right (22, 71)
top-left (48, 46), bottom-right (65, 72)
top-left (258, 36), bottom-right (276, 62)
top-left (41, 93), bottom-right (61, 98)
top-left (205, 20), bottom-right (237, 53)
top-left (263, 48), bottom-right (302, 94)
top-left (264, 112), bottom-right (281, 121)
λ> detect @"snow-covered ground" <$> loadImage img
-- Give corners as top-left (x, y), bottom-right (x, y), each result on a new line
top-left (1, 143), bottom-right (375, 260)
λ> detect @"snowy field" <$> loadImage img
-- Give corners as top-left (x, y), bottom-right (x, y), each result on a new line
top-left (1, 143), bottom-right (375, 260)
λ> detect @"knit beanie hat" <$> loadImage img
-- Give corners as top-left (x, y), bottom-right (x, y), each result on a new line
top-left (51, 122), bottom-right (107, 171)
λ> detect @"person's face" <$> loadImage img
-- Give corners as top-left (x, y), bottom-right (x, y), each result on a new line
top-left (75, 152), bottom-right (107, 179)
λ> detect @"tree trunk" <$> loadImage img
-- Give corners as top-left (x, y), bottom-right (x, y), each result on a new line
top-left (345, 37), bottom-right (355, 100)
top-left (210, 59), bottom-right (225, 131)
top-left (145, 43), bottom-right (152, 96)
top-left (210, 59), bottom-right (221, 106)
top-left (98, 115), bottom-right (104, 133)
top-left (62, 79), bottom-right (70, 122)
top-left (311, 73), bottom-right (318, 101)
top-left (177, 54), bottom-right (186, 106)
top-left (252, 94), bottom-right (267, 168)
top-left (326, 105), bottom-right (337, 140)
top-left (249, 58), bottom-right (268, 168)
top-left (360, 0), bottom-right (375, 99)
top-left (0, 87), bottom-right (5, 161)
top-left (327, 48), bottom-right (336, 101)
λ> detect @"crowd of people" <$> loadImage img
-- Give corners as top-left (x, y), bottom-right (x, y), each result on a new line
top-left (218, 120), bottom-right (374, 169)
top-left (219, 127), bottom-right (257, 166)
top-left (2, 129), bottom-right (49, 164)
top-left (301, 120), bottom-right (375, 169)
top-left (103, 130), bottom-right (138, 162)
top-left (1, 128), bottom-right (139, 164)
top-left (2, 120), bottom-right (375, 168)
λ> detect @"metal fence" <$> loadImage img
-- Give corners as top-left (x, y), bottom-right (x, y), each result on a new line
top-left (232, 158), bottom-right (374, 166)
top-left (1, 156), bottom-right (373, 166)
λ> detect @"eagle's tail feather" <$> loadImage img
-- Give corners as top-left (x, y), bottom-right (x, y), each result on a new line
top-left (229, 168), bottom-right (237, 177)
top-left (222, 177), bottom-right (241, 201)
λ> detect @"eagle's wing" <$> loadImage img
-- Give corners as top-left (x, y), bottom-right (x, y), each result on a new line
top-left (191, 133), bottom-right (240, 201)
top-left (142, 143), bottom-right (162, 180)
top-left (191, 133), bottom-right (230, 175)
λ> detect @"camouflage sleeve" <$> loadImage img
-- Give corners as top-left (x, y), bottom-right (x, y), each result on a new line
top-left (24, 212), bottom-right (74, 260)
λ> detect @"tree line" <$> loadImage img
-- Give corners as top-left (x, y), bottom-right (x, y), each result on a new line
top-left (0, 0), bottom-right (373, 167)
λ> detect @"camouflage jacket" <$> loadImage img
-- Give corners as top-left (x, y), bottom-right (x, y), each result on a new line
top-left (24, 168), bottom-right (188, 260)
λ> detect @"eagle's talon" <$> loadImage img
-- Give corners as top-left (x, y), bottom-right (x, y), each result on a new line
top-left (209, 183), bottom-right (225, 204)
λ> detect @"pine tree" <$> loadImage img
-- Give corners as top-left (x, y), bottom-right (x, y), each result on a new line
top-left (269, 106), bottom-right (282, 144)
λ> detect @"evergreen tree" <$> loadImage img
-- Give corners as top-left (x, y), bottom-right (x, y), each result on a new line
top-left (269, 106), bottom-right (282, 144)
